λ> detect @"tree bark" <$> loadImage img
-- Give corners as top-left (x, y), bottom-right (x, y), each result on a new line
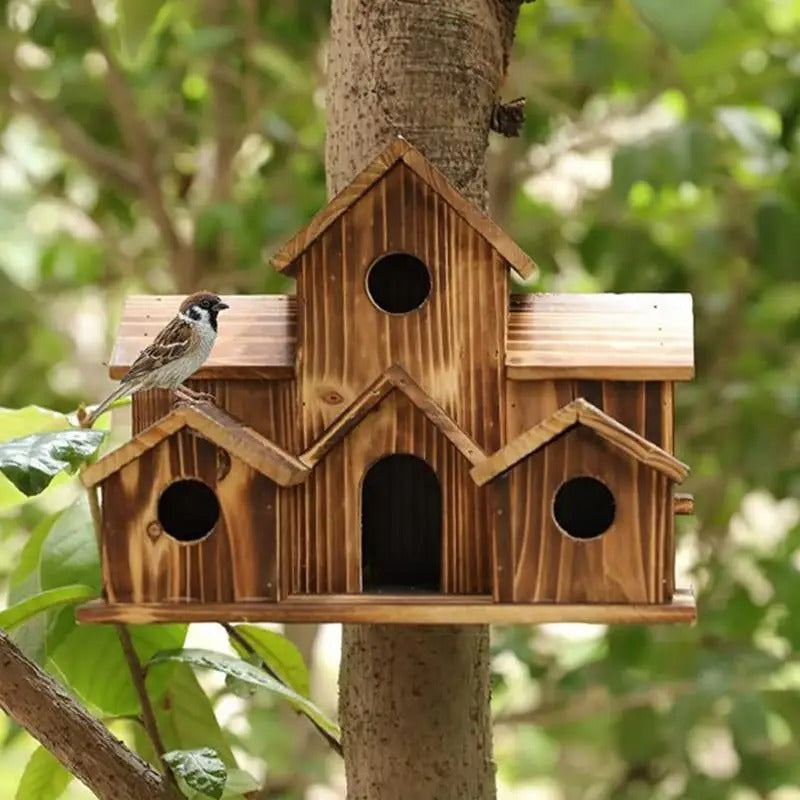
top-left (0, 630), bottom-right (178, 800)
top-left (327, 2), bottom-right (523, 797)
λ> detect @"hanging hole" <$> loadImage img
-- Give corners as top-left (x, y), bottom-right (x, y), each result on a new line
top-left (552, 476), bottom-right (615, 540)
top-left (157, 479), bottom-right (220, 543)
top-left (366, 252), bottom-right (432, 314)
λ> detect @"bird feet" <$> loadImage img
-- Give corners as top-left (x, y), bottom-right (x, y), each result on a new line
top-left (172, 386), bottom-right (218, 407)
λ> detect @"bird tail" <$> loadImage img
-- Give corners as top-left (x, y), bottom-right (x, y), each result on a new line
top-left (84, 383), bottom-right (135, 427)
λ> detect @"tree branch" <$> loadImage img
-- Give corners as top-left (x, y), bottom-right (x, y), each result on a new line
top-left (116, 624), bottom-right (172, 777)
top-left (72, 0), bottom-right (195, 290)
top-left (205, 0), bottom-right (239, 205)
top-left (2, 83), bottom-right (140, 195)
top-left (0, 630), bottom-right (179, 800)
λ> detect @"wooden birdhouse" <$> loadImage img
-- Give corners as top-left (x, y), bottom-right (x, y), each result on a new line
top-left (78, 138), bottom-right (696, 627)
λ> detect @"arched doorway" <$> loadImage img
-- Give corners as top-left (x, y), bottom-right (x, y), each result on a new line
top-left (361, 454), bottom-right (442, 592)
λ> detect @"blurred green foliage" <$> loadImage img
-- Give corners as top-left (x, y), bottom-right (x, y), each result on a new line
top-left (0, 0), bottom-right (798, 798)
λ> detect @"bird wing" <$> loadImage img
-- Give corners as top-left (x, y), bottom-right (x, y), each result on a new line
top-left (121, 316), bottom-right (196, 384)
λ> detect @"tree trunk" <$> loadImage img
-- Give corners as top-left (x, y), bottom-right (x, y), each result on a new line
top-left (327, 2), bottom-right (523, 797)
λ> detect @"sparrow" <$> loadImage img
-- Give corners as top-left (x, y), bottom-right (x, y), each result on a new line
top-left (84, 291), bottom-right (229, 426)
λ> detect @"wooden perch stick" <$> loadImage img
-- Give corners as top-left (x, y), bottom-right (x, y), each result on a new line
top-left (0, 630), bottom-right (179, 800)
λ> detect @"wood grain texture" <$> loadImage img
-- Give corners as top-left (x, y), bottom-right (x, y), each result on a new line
top-left (300, 365), bottom-right (486, 468)
top-left (295, 161), bottom-right (508, 453)
top-left (99, 428), bottom-right (278, 604)
top-left (292, 389), bottom-right (494, 596)
top-left (110, 294), bottom-right (692, 381)
top-left (76, 588), bottom-right (697, 625)
top-left (109, 295), bottom-right (295, 379)
top-left (504, 425), bottom-right (673, 604)
top-left (82, 401), bottom-right (307, 488)
top-left (131, 379), bottom-right (299, 452)
top-left (507, 293), bottom-right (694, 380)
top-left (272, 138), bottom-right (535, 279)
top-left (472, 398), bottom-right (687, 485)
top-left (674, 493), bottom-right (695, 514)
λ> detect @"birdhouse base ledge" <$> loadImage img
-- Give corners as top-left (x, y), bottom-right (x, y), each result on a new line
top-left (76, 589), bottom-right (696, 626)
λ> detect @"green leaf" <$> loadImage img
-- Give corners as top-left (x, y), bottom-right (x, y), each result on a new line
top-left (0, 407), bottom-right (74, 509)
top-left (756, 197), bottom-right (800, 279)
top-left (229, 625), bottom-right (310, 698)
top-left (10, 513), bottom-right (57, 589)
top-left (7, 515), bottom-right (59, 662)
top-left (40, 498), bottom-right (100, 593)
top-left (42, 497), bottom-right (107, 655)
top-left (50, 623), bottom-right (187, 716)
top-left (729, 692), bottom-right (770, 754)
top-left (0, 406), bottom-right (71, 440)
top-left (0, 429), bottom-right (105, 496)
top-left (153, 664), bottom-right (236, 767)
top-left (632, 0), bottom-right (725, 51)
top-left (115, 0), bottom-right (170, 66)
top-left (15, 746), bottom-right (72, 800)
top-left (0, 585), bottom-right (95, 630)
top-left (222, 769), bottom-right (259, 797)
top-left (149, 649), bottom-right (340, 742)
top-left (164, 748), bottom-right (227, 800)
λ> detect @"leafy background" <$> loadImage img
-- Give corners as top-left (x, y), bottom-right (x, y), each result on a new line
top-left (0, 0), bottom-right (798, 798)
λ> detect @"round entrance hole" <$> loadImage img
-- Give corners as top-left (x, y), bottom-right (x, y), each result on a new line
top-left (366, 252), bottom-right (432, 314)
top-left (552, 476), bottom-right (616, 540)
top-left (157, 479), bottom-right (220, 543)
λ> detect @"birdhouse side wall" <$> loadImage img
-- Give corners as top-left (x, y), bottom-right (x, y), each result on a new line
top-left (287, 389), bottom-right (494, 596)
top-left (100, 429), bottom-right (278, 604)
top-left (498, 425), bottom-right (673, 604)
top-left (295, 161), bottom-right (507, 453)
top-left (507, 377), bottom-right (675, 595)
top-left (132, 379), bottom-right (300, 453)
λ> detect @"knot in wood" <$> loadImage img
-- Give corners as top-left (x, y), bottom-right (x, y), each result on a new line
top-left (318, 387), bottom-right (344, 406)
top-left (146, 521), bottom-right (162, 541)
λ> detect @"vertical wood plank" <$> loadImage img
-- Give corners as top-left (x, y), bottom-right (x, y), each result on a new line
top-left (297, 162), bottom-right (506, 455)
top-left (291, 389), bottom-right (492, 596)
top-left (508, 425), bottom-right (669, 604)
top-left (100, 430), bottom-right (277, 604)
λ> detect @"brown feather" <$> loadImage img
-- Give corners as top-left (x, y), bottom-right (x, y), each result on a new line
top-left (120, 316), bottom-right (195, 384)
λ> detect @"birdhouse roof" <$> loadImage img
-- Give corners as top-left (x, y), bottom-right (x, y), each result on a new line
top-left (270, 138), bottom-right (537, 280)
top-left (470, 398), bottom-right (689, 486)
top-left (109, 293), bottom-right (693, 381)
top-left (80, 401), bottom-right (309, 488)
top-left (300, 364), bottom-right (486, 469)
top-left (507, 293), bottom-right (694, 380)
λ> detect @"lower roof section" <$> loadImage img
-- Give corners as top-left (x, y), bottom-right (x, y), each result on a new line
top-left (76, 588), bottom-right (696, 625)
top-left (110, 292), bottom-right (694, 381)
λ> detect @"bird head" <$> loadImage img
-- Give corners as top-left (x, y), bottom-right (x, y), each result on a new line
top-left (180, 291), bottom-right (229, 331)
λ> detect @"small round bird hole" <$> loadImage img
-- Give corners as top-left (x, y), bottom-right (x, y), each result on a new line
top-left (157, 479), bottom-right (220, 543)
top-left (366, 252), bottom-right (432, 314)
top-left (552, 476), bottom-right (616, 540)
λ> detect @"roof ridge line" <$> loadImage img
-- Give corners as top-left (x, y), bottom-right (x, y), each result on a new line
top-left (300, 364), bottom-right (486, 468)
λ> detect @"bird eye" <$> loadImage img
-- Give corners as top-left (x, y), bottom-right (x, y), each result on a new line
top-left (201, 299), bottom-right (210, 309)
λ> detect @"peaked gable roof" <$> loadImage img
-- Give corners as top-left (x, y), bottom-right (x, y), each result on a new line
top-left (471, 398), bottom-right (689, 486)
top-left (81, 401), bottom-right (309, 488)
top-left (300, 365), bottom-right (487, 469)
top-left (271, 138), bottom-right (536, 280)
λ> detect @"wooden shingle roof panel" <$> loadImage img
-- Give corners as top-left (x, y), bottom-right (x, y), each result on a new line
top-left (109, 293), bottom-right (693, 381)
top-left (109, 295), bottom-right (296, 380)
top-left (507, 293), bottom-right (694, 380)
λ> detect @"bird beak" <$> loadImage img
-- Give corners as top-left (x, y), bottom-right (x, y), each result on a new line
top-left (213, 301), bottom-right (229, 311)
